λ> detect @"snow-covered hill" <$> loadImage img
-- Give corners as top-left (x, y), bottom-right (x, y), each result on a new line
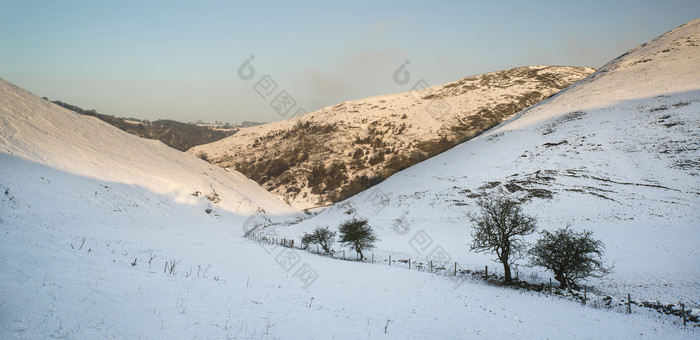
top-left (1, 22), bottom-right (697, 340)
top-left (0, 77), bottom-right (297, 219)
top-left (190, 66), bottom-right (594, 209)
top-left (267, 19), bottom-right (700, 308)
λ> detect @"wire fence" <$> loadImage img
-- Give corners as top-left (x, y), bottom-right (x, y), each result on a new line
top-left (246, 233), bottom-right (698, 327)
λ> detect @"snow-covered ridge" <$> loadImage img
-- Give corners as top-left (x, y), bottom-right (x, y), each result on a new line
top-left (270, 19), bottom-right (700, 306)
top-left (191, 65), bottom-right (594, 209)
top-left (499, 18), bottom-right (700, 131)
top-left (0, 77), bottom-right (297, 218)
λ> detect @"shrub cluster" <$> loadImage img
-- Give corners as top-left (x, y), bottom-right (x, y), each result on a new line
top-left (302, 219), bottom-right (378, 261)
top-left (470, 189), bottom-right (611, 288)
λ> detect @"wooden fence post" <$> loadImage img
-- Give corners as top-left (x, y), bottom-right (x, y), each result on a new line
top-left (627, 294), bottom-right (631, 314)
top-left (342, 250), bottom-right (345, 259)
top-left (454, 262), bottom-right (457, 276)
top-left (485, 265), bottom-right (488, 280)
top-left (430, 261), bottom-right (433, 272)
top-left (371, 254), bottom-right (374, 263)
top-left (408, 258), bottom-right (411, 270)
top-left (681, 302), bottom-right (686, 326)
top-left (584, 286), bottom-right (587, 302)
top-left (549, 278), bottom-right (552, 295)
top-left (389, 255), bottom-right (391, 266)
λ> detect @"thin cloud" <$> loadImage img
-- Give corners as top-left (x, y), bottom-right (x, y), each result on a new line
top-left (295, 48), bottom-right (405, 111)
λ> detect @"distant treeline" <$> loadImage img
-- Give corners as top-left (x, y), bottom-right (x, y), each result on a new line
top-left (49, 99), bottom-right (239, 151)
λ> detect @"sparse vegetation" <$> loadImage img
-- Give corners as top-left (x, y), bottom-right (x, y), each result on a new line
top-left (469, 190), bottom-right (537, 284)
top-left (301, 226), bottom-right (337, 254)
top-left (197, 66), bottom-right (593, 207)
top-left (352, 148), bottom-right (364, 159)
top-left (164, 259), bottom-right (180, 275)
top-left (339, 218), bottom-right (377, 261)
top-left (529, 227), bottom-right (611, 289)
top-left (338, 174), bottom-right (383, 200)
top-left (51, 100), bottom-right (237, 151)
top-left (206, 191), bottom-right (220, 204)
top-left (306, 160), bottom-right (348, 197)
top-left (196, 151), bottom-right (209, 161)
top-left (368, 153), bottom-right (385, 165)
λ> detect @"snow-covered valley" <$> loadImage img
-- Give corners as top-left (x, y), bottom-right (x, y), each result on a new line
top-left (1, 16), bottom-right (699, 340)
top-left (262, 17), bottom-right (700, 319)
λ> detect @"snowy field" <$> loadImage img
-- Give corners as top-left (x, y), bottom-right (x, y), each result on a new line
top-left (1, 17), bottom-right (699, 340)
top-left (0, 197), bottom-right (696, 339)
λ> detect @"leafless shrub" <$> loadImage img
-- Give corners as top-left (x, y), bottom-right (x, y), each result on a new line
top-left (148, 251), bottom-right (157, 268)
top-left (196, 151), bottom-right (209, 161)
top-left (469, 189), bottom-right (537, 284)
top-left (529, 227), bottom-right (611, 289)
top-left (164, 260), bottom-right (180, 275)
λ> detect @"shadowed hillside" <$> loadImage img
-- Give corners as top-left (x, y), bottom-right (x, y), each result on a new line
top-left (50, 100), bottom-right (237, 151)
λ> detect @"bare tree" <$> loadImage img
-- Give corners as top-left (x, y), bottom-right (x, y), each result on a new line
top-left (469, 191), bottom-right (536, 284)
top-left (529, 227), bottom-right (611, 289)
top-left (339, 218), bottom-right (377, 261)
top-left (302, 226), bottom-right (337, 254)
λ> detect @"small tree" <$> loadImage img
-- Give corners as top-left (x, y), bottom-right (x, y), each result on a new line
top-left (529, 227), bottom-right (611, 289)
top-left (302, 226), bottom-right (337, 254)
top-left (339, 218), bottom-right (377, 261)
top-left (469, 191), bottom-right (536, 284)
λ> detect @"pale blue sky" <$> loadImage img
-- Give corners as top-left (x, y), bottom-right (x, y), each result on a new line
top-left (1, 1), bottom-right (698, 123)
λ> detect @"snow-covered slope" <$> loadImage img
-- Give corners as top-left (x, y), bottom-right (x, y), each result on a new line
top-left (0, 77), bottom-right (297, 219)
top-left (0, 24), bottom-right (697, 339)
top-left (191, 66), bottom-right (594, 209)
top-left (268, 19), bottom-right (700, 307)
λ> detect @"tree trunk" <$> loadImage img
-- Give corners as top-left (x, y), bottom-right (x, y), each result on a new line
top-left (555, 272), bottom-right (567, 289)
top-left (356, 246), bottom-right (364, 261)
top-left (502, 262), bottom-right (512, 284)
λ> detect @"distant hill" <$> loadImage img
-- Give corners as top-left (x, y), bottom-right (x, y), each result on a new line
top-left (49, 100), bottom-right (238, 151)
top-left (240, 121), bottom-right (265, 128)
top-left (191, 65), bottom-right (595, 208)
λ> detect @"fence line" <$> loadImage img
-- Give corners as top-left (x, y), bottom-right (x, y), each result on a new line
top-left (245, 234), bottom-right (697, 326)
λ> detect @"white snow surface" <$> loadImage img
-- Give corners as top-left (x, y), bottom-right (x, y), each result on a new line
top-left (0, 78), bottom-right (297, 218)
top-left (268, 19), bottom-right (700, 310)
top-left (1, 20), bottom-right (699, 340)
